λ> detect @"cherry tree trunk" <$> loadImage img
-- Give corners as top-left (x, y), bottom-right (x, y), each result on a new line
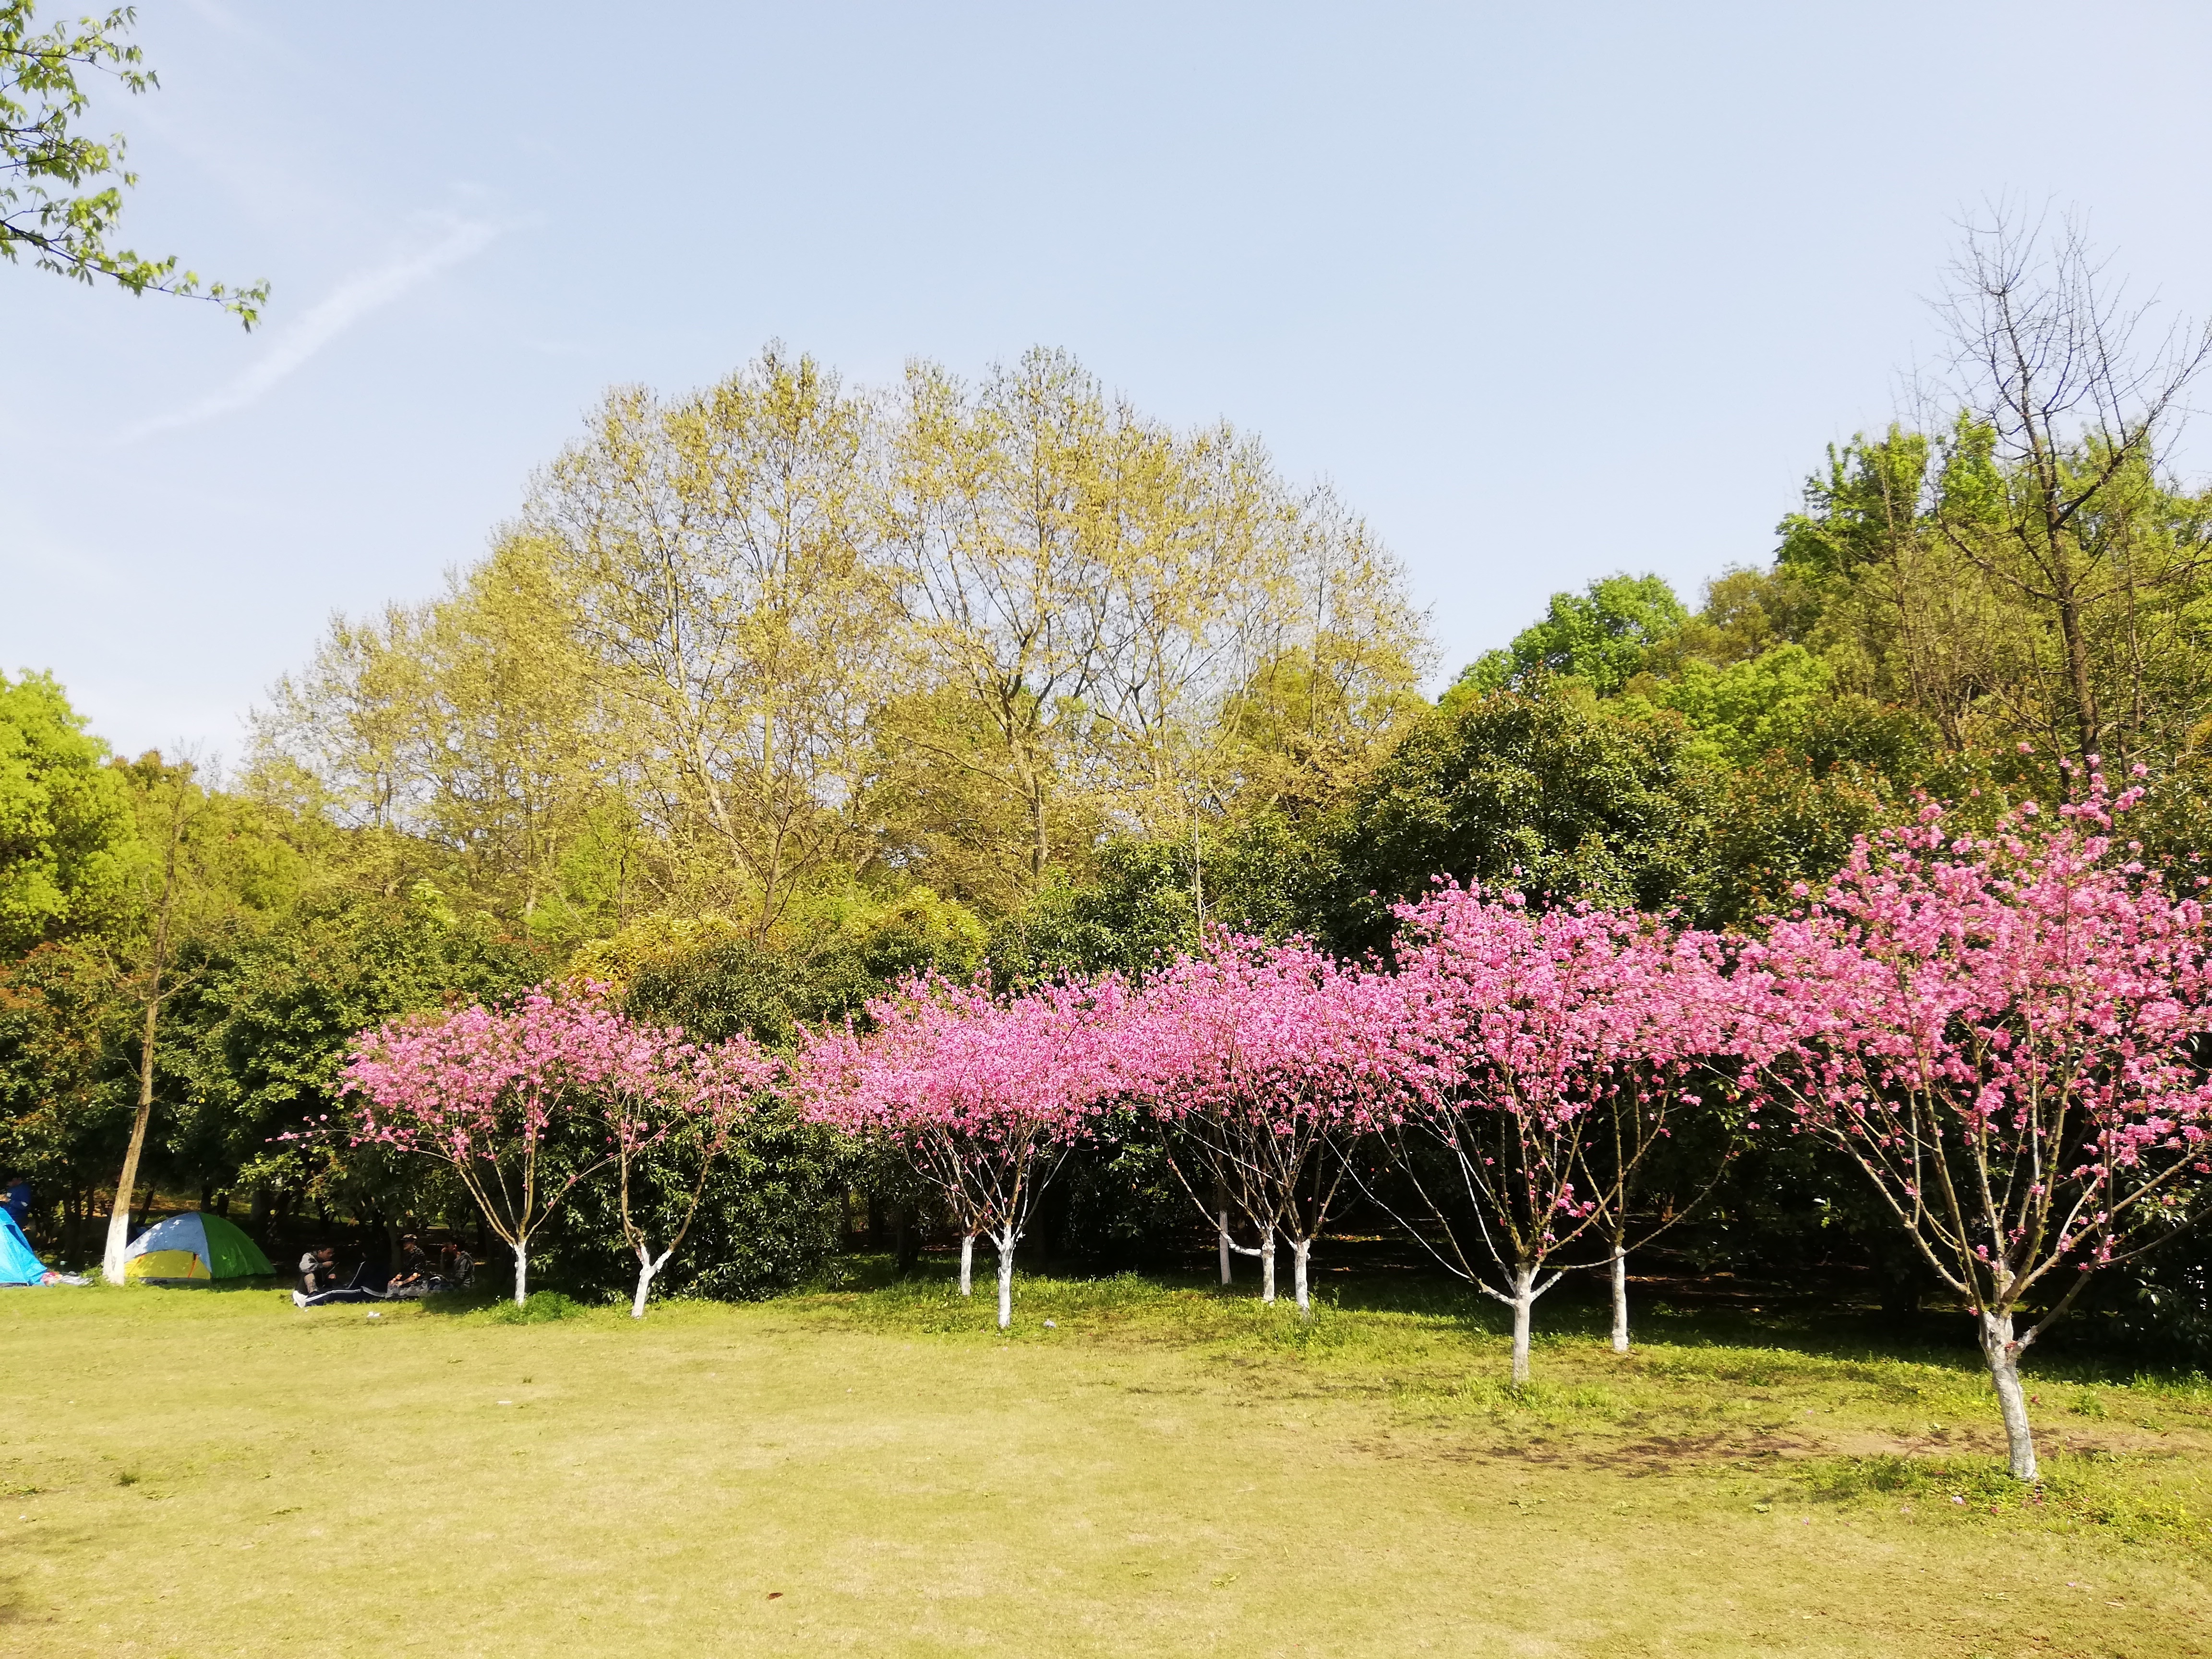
top-left (1218, 1210), bottom-right (1232, 1285)
top-left (1510, 1262), bottom-right (1537, 1383)
top-left (1259, 1228), bottom-right (1278, 1305)
top-left (994, 1231), bottom-right (1015, 1331)
top-left (1292, 1238), bottom-right (1312, 1318)
top-left (959, 1233), bottom-right (975, 1297)
top-left (631, 1247), bottom-right (673, 1319)
top-left (512, 1241), bottom-right (530, 1307)
top-left (1610, 1245), bottom-right (1630, 1354)
top-left (1978, 1308), bottom-right (2039, 1480)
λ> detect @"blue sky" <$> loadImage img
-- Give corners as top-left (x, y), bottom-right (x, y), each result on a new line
top-left (6, 0), bottom-right (2211, 762)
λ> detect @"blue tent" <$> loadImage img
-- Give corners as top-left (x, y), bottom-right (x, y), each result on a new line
top-left (0, 1208), bottom-right (49, 1286)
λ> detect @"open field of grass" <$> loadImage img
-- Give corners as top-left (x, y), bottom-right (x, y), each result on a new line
top-left (5, 1264), bottom-right (2211, 1658)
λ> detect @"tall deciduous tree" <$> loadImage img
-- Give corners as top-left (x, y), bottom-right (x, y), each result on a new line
top-left (256, 539), bottom-right (610, 934)
top-left (0, 669), bottom-right (135, 954)
top-left (100, 754), bottom-right (198, 1283)
top-left (1931, 208), bottom-right (2212, 773)
top-left (885, 350), bottom-right (1428, 907)
top-left (530, 347), bottom-right (895, 935)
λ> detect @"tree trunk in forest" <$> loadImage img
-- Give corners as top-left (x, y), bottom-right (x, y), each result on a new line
top-left (2037, 485), bottom-right (2103, 769)
top-left (1510, 1262), bottom-right (1537, 1384)
top-left (959, 1232), bottom-right (975, 1296)
top-left (1028, 769), bottom-right (1051, 886)
top-left (1978, 1307), bottom-right (2039, 1480)
top-left (101, 995), bottom-right (164, 1285)
top-left (1218, 1209), bottom-right (1232, 1285)
top-left (1292, 1238), bottom-right (1312, 1318)
top-left (994, 1230), bottom-right (1015, 1331)
top-left (1259, 1227), bottom-right (1276, 1305)
top-left (512, 1241), bottom-right (530, 1307)
top-left (1610, 1244), bottom-right (1630, 1354)
top-left (100, 772), bottom-right (189, 1286)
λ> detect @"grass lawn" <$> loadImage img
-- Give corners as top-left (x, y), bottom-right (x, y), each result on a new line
top-left (4, 1265), bottom-right (2211, 1658)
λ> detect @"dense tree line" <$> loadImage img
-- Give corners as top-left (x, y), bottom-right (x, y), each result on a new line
top-left (4, 218), bottom-right (2208, 1349)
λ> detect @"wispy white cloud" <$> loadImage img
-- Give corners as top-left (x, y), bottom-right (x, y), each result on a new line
top-left (125, 217), bottom-right (502, 440)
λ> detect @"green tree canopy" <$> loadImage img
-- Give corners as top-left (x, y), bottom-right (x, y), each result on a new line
top-left (0, 670), bottom-right (135, 953)
top-left (1451, 573), bottom-right (1688, 701)
top-left (1318, 678), bottom-right (1714, 951)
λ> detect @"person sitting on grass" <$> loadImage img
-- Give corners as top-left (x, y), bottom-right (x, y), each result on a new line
top-left (386, 1234), bottom-right (432, 1297)
top-left (439, 1241), bottom-right (475, 1290)
top-left (298, 1246), bottom-right (339, 1295)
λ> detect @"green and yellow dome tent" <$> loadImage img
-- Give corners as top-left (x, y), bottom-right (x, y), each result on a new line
top-left (122, 1212), bottom-right (274, 1284)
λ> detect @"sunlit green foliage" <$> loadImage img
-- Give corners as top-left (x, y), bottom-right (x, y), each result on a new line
top-left (0, 670), bottom-right (134, 953)
top-left (0, 0), bottom-right (263, 320)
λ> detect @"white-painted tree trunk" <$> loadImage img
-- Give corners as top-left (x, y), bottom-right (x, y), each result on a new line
top-left (631, 1247), bottom-right (673, 1318)
top-left (959, 1233), bottom-right (975, 1296)
top-left (100, 1180), bottom-right (139, 1286)
top-left (512, 1241), bottom-right (530, 1307)
top-left (1292, 1238), bottom-right (1311, 1318)
top-left (994, 1230), bottom-right (1015, 1331)
top-left (1510, 1262), bottom-right (1537, 1383)
top-left (1610, 1244), bottom-right (1630, 1354)
top-left (1260, 1227), bottom-right (1276, 1305)
top-left (1978, 1307), bottom-right (2038, 1480)
top-left (1218, 1210), bottom-right (1232, 1285)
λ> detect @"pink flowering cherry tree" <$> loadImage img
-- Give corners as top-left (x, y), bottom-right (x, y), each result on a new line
top-left (801, 974), bottom-right (1123, 1331)
top-left (345, 984), bottom-right (683, 1306)
top-left (1376, 886), bottom-right (1730, 1381)
top-left (1742, 774), bottom-right (2212, 1480)
top-left (1571, 926), bottom-right (1743, 1353)
top-left (1122, 934), bottom-right (1401, 1316)
top-left (603, 1036), bottom-right (782, 1318)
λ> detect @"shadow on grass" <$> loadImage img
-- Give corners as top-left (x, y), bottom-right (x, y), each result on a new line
top-left (790, 1248), bottom-right (2211, 1397)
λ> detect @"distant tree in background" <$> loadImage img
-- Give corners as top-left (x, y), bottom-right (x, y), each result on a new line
top-left (1320, 678), bottom-right (1714, 950)
top-left (94, 753), bottom-right (303, 1281)
top-left (0, 0), bottom-right (262, 322)
top-left (0, 669), bottom-right (136, 954)
top-left (1930, 207), bottom-right (2212, 774)
top-left (1453, 574), bottom-right (1686, 700)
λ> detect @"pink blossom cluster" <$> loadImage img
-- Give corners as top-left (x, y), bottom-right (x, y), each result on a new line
top-left (342, 982), bottom-right (776, 1302)
top-left (1114, 933), bottom-right (1405, 1132)
top-left (1740, 775), bottom-right (2212, 1317)
top-left (794, 973), bottom-right (1134, 1325)
top-left (800, 973), bottom-right (1132, 1151)
top-left (347, 983), bottom-right (769, 1161)
top-left (1379, 885), bottom-right (1737, 1279)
